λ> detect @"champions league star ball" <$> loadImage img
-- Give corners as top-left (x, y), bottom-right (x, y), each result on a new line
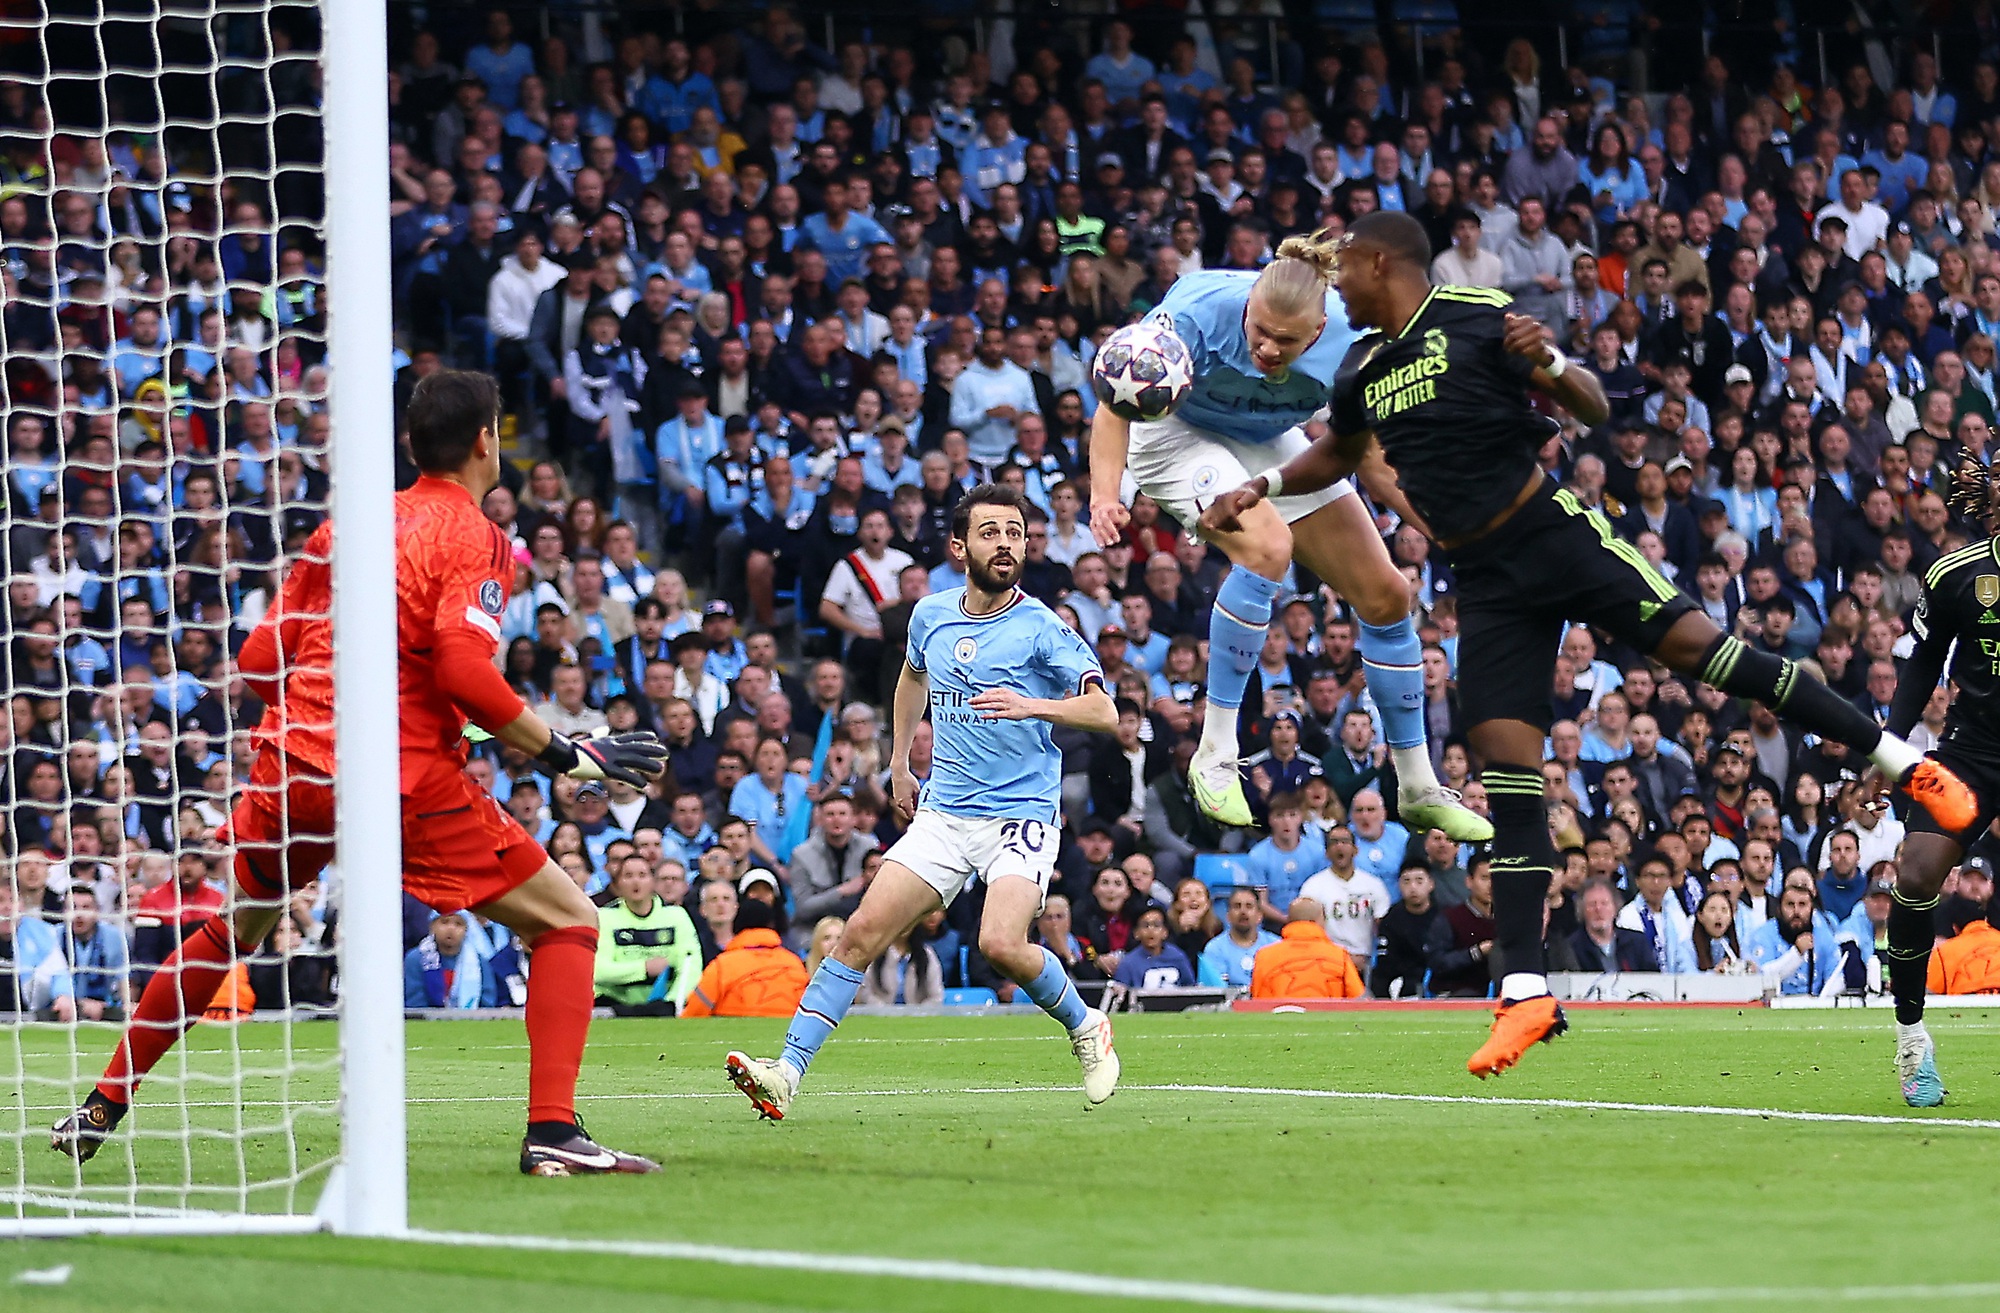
top-left (1091, 322), bottom-right (1194, 422)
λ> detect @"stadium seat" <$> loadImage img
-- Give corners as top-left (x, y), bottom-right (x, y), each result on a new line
top-left (941, 988), bottom-right (999, 1007)
top-left (1195, 853), bottom-right (1256, 897)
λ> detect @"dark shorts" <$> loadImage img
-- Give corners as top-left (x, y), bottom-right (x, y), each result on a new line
top-left (1445, 482), bottom-right (1697, 730)
top-left (1905, 739), bottom-right (2000, 848)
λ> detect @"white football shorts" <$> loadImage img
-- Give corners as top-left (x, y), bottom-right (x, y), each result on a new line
top-left (884, 810), bottom-right (1060, 905)
top-left (1126, 411), bottom-right (1353, 531)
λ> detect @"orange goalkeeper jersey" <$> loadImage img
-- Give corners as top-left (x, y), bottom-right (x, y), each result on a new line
top-left (393, 476), bottom-right (524, 774)
top-left (1928, 920), bottom-right (2000, 995)
top-left (239, 520), bottom-right (336, 775)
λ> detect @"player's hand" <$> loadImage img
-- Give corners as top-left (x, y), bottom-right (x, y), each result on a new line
top-left (1502, 313), bottom-right (1554, 369)
top-left (1199, 480), bottom-right (1267, 536)
top-left (1794, 931), bottom-right (1815, 955)
top-left (890, 766), bottom-right (920, 822)
top-left (1090, 499), bottom-right (1130, 547)
top-left (1858, 766), bottom-right (1893, 812)
top-left (543, 729), bottom-right (670, 786)
top-left (970, 688), bottom-right (1042, 721)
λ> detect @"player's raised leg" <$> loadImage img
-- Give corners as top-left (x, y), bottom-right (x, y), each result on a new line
top-left (727, 858), bottom-right (945, 1119)
top-left (1290, 491), bottom-right (1491, 843)
top-left (977, 872), bottom-right (1118, 1104)
top-left (1186, 492), bottom-right (1291, 827)
top-left (477, 858), bottom-right (662, 1174)
top-left (1648, 612), bottom-right (1973, 832)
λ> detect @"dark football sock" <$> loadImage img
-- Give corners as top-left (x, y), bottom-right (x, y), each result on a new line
top-left (1885, 888), bottom-right (1939, 1026)
top-left (1483, 765), bottom-right (1555, 982)
top-left (1696, 634), bottom-right (1883, 756)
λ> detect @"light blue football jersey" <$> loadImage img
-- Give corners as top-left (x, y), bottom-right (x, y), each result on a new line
top-left (906, 588), bottom-right (1103, 821)
top-left (1148, 269), bottom-right (1361, 444)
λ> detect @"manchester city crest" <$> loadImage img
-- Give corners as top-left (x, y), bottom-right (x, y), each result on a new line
top-left (953, 637), bottom-right (978, 665)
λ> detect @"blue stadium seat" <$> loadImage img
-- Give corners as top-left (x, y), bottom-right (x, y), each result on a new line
top-left (941, 987), bottom-right (999, 1007)
top-left (1195, 853), bottom-right (1255, 897)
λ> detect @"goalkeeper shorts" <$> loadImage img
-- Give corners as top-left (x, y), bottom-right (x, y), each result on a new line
top-left (399, 755), bottom-right (549, 915)
top-left (223, 748), bottom-right (337, 902)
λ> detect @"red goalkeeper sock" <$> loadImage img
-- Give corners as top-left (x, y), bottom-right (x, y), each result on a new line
top-left (524, 925), bottom-right (597, 1126)
top-left (97, 917), bottom-right (250, 1104)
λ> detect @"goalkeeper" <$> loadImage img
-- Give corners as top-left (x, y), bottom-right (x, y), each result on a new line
top-left (57, 370), bottom-right (669, 1177)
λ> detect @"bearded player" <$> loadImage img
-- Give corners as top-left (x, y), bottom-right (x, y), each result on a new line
top-left (725, 485), bottom-right (1121, 1119)
top-left (1203, 212), bottom-right (1973, 1078)
top-left (1089, 240), bottom-right (1488, 843)
top-left (55, 370), bottom-right (669, 1175)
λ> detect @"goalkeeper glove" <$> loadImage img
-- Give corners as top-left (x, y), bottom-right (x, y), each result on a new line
top-left (536, 730), bottom-right (669, 787)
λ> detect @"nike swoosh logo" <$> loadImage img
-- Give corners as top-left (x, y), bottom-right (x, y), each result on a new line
top-left (536, 1145), bottom-right (618, 1169)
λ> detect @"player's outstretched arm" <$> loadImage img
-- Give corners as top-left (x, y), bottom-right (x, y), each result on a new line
top-left (1200, 426), bottom-right (1369, 536)
top-left (969, 682), bottom-right (1116, 733)
top-left (1504, 312), bottom-right (1609, 427)
top-left (1087, 406), bottom-right (1133, 546)
top-left (888, 660), bottom-right (930, 822)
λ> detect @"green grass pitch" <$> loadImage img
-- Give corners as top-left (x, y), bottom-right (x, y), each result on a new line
top-left (7, 1008), bottom-right (2000, 1312)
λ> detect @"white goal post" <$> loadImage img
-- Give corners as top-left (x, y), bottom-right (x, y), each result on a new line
top-left (0, 0), bottom-right (404, 1238)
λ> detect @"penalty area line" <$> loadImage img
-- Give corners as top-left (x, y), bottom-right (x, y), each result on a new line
top-left (403, 1228), bottom-right (1497, 1313)
top-left (1433, 1281), bottom-right (2000, 1306)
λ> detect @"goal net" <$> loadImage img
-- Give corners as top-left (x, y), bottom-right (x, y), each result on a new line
top-left (0, 0), bottom-right (402, 1235)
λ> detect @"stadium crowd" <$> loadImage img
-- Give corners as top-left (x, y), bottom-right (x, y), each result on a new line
top-left (12, 3), bottom-right (2000, 1021)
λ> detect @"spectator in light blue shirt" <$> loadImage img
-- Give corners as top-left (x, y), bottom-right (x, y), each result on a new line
top-left (1, 881), bottom-right (73, 1020)
top-left (1244, 794), bottom-right (1330, 922)
top-left (7, 414), bottom-right (59, 515)
top-left (798, 177), bottom-right (890, 285)
top-left (949, 325), bottom-right (1041, 467)
top-left (1083, 21), bottom-right (1157, 109)
top-left (1860, 122), bottom-right (1929, 214)
top-left (729, 737), bottom-right (811, 867)
top-left (861, 422), bottom-right (921, 496)
top-left (110, 305), bottom-right (168, 397)
top-left (1200, 886), bottom-right (1282, 985)
top-left (60, 887), bottom-right (128, 1019)
top-left (1347, 789), bottom-right (1410, 883)
top-left (1743, 884), bottom-right (1849, 995)
top-left (461, 11), bottom-right (534, 109)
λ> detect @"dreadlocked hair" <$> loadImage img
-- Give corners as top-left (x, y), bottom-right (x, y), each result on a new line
top-left (1946, 452), bottom-right (2000, 528)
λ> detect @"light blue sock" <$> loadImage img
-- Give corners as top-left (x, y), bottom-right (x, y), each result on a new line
top-left (1208, 565), bottom-right (1284, 712)
top-left (1020, 947), bottom-right (1089, 1032)
top-left (1358, 616), bottom-right (1426, 751)
top-left (779, 958), bottom-right (864, 1077)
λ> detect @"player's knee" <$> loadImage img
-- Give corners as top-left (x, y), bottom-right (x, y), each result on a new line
top-left (977, 923), bottom-right (1032, 973)
top-left (1348, 561), bottom-right (1413, 626)
top-left (1229, 518), bottom-right (1292, 579)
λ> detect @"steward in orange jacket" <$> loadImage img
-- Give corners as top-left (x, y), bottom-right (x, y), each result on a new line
top-left (682, 901), bottom-right (809, 1017)
top-left (1928, 916), bottom-right (2000, 996)
top-left (1250, 900), bottom-right (1365, 999)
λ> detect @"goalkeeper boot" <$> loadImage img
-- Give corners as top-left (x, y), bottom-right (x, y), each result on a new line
top-left (1466, 995), bottom-right (1568, 1079)
top-left (1189, 751), bottom-right (1255, 828)
top-left (1396, 782), bottom-right (1495, 844)
top-left (1897, 1022), bottom-right (1947, 1108)
top-left (519, 1120), bottom-right (661, 1176)
top-left (1069, 1008), bottom-right (1121, 1106)
top-left (725, 1051), bottom-right (799, 1121)
top-left (50, 1090), bottom-right (126, 1164)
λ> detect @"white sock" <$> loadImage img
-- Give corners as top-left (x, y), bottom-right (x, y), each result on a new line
top-left (1500, 972), bottom-right (1549, 1002)
top-left (1896, 1020), bottom-right (1929, 1043)
top-left (1392, 745), bottom-right (1439, 793)
top-left (1197, 703), bottom-right (1240, 762)
top-left (777, 1058), bottom-right (803, 1084)
top-left (1869, 733), bottom-right (1924, 781)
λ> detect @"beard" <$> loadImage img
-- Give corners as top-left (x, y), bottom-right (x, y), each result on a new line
top-left (1782, 914), bottom-right (1814, 941)
top-left (967, 551), bottom-right (1021, 593)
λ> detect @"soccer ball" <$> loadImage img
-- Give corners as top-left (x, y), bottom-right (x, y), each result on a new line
top-left (1092, 322), bottom-right (1194, 422)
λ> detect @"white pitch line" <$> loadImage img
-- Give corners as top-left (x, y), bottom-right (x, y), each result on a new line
top-left (403, 1227), bottom-right (1496, 1313)
top-left (1137, 1083), bottom-right (2000, 1130)
top-left (9, 1081), bottom-right (1997, 1131)
top-left (1439, 1281), bottom-right (2000, 1306)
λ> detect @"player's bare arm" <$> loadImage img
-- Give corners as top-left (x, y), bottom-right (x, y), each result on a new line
top-left (970, 681), bottom-right (1117, 732)
top-left (888, 659), bottom-right (929, 822)
top-left (1198, 422), bottom-right (1371, 537)
top-left (1353, 439), bottom-right (1433, 541)
top-left (1504, 312), bottom-right (1610, 427)
top-left (1087, 405), bottom-right (1133, 545)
